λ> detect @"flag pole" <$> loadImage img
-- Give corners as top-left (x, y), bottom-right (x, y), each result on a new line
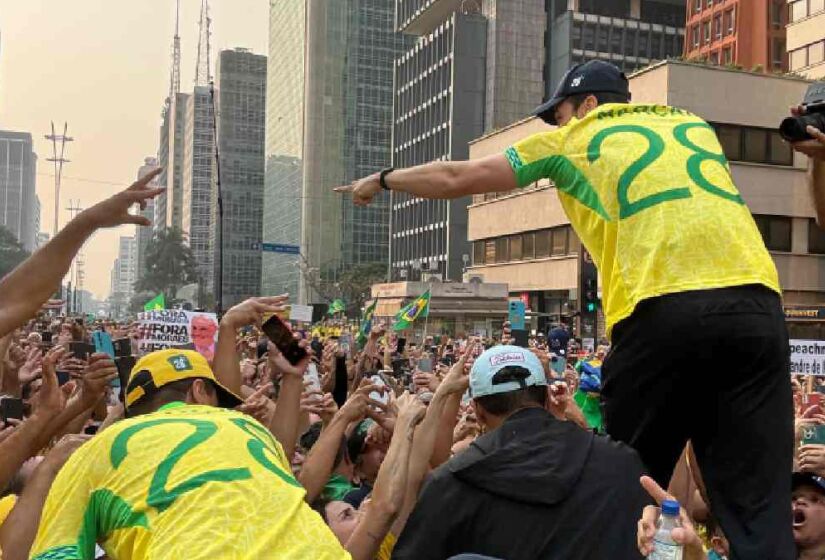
top-left (422, 283), bottom-right (431, 342)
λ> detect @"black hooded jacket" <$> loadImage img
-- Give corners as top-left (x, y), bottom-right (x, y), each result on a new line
top-left (392, 407), bottom-right (649, 560)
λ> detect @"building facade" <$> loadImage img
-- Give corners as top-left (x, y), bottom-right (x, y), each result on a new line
top-left (684, 0), bottom-right (787, 71)
top-left (0, 131), bottom-right (37, 252)
top-left (108, 236), bottom-right (137, 319)
top-left (212, 48), bottom-right (267, 310)
top-left (466, 60), bottom-right (821, 338)
top-left (263, 1), bottom-right (411, 304)
top-left (787, 0), bottom-right (825, 78)
top-left (181, 86), bottom-right (215, 296)
top-left (155, 92), bottom-right (189, 234)
top-left (545, 0), bottom-right (686, 97)
top-left (135, 157), bottom-right (158, 276)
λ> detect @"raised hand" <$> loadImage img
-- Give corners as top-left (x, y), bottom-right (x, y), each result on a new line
top-left (333, 172), bottom-right (382, 207)
top-left (36, 346), bottom-right (68, 418)
top-left (637, 476), bottom-right (705, 560)
top-left (78, 167), bottom-right (164, 229)
top-left (222, 295), bottom-right (290, 330)
top-left (79, 353), bottom-right (118, 407)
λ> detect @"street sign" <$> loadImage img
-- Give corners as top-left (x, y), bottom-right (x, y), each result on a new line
top-left (260, 243), bottom-right (300, 255)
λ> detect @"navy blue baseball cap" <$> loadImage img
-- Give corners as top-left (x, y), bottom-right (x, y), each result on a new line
top-left (793, 472), bottom-right (825, 493)
top-left (534, 60), bottom-right (630, 125)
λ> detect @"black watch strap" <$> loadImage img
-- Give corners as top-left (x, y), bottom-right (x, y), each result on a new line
top-left (379, 167), bottom-right (395, 191)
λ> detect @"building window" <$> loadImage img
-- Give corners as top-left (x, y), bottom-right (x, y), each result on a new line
top-left (695, 0), bottom-right (702, 12)
top-left (473, 240), bottom-right (485, 265)
top-left (791, 0), bottom-right (807, 21)
top-left (692, 25), bottom-right (700, 49)
top-left (535, 230), bottom-right (551, 258)
top-left (710, 50), bottom-right (720, 65)
top-left (510, 234), bottom-right (523, 261)
top-left (711, 122), bottom-right (792, 166)
top-left (790, 46), bottom-right (808, 70)
top-left (495, 237), bottom-right (509, 263)
top-left (811, 41), bottom-right (825, 66)
top-left (771, 0), bottom-right (785, 26)
top-left (484, 239), bottom-right (495, 263)
top-left (772, 38), bottom-right (786, 69)
top-left (722, 46), bottom-right (732, 64)
top-left (551, 227), bottom-right (568, 256)
top-left (809, 220), bottom-right (825, 255)
top-left (703, 20), bottom-right (711, 45)
top-left (714, 14), bottom-right (722, 40)
top-left (754, 215), bottom-right (792, 252)
top-left (522, 232), bottom-right (535, 260)
top-left (724, 9), bottom-right (734, 35)
top-left (815, 0), bottom-right (825, 16)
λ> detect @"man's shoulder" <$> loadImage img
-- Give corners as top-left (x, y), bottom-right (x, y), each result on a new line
top-left (588, 432), bottom-right (646, 471)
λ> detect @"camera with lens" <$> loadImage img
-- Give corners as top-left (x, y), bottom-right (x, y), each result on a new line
top-left (780, 82), bottom-right (825, 142)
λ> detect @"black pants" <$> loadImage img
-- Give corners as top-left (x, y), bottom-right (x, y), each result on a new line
top-left (602, 285), bottom-right (794, 560)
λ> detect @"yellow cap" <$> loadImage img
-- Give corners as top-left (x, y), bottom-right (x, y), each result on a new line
top-left (125, 349), bottom-right (243, 410)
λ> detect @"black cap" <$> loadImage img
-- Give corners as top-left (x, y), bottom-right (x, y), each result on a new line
top-left (534, 60), bottom-right (630, 125)
top-left (793, 472), bottom-right (825, 493)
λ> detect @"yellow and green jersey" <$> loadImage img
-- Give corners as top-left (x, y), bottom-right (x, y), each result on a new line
top-left (505, 103), bottom-right (780, 335)
top-left (30, 403), bottom-right (349, 560)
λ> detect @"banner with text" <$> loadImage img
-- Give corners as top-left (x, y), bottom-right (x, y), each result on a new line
top-left (790, 339), bottom-right (825, 376)
top-left (137, 309), bottom-right (219, 361)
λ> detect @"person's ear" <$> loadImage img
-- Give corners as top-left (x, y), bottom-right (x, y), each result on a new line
top-left (577, 94), bottom-right (599, 118)
top-left (471, 400), bottom-right (489, 431)
top-left (188, 379), bottom-right (214, 405)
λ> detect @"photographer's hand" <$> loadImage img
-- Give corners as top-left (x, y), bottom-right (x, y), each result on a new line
top-left (790, 105), bottom-right (825, 228)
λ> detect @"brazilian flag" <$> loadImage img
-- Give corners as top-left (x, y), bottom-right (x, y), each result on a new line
top-left (393, 290), bottom-right (430, 331)
top-left (144, 293), bottom-right (165, 311)
top-left (327, 299), bottom-right (346, 316)
top-left (356, 299), bottom-right (378, 347)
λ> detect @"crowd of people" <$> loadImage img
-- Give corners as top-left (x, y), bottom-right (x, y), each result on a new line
top-left (0, 58), bottom-right (824, 559)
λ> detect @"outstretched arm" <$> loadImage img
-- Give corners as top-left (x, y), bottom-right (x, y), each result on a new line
top-left (334, 154), bottom-right (516, 207)
top-left (0, 168), bottom-right (163, 338)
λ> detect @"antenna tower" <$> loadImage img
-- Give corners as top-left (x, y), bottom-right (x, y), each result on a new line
top-left (195, 0), bottom-right (212, 86)
top-left (169, 0), bottom-right (182, 100)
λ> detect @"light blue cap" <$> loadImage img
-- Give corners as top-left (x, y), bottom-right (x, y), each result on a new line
top-left (469, 345), bottom-right (547, 398)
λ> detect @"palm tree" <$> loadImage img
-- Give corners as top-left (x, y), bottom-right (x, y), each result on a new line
top-left (135, 227), bottom-right (198, 302)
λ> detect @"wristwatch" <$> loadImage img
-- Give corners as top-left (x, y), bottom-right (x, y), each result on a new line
top-left (379, 167), bottom-right (395, 191)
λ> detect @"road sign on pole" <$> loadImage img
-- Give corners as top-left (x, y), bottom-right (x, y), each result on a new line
top-left (259, 243), bottom-right (300, 255)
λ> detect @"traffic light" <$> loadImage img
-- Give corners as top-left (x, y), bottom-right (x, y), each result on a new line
top-left (584, 278), bottom-right (598, 313)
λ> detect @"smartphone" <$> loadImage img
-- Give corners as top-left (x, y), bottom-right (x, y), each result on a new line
top-left (551, 354), bottom-right (566, 375)
top-left (417, 357), bottom-right (433, 373)
top-left (113, 338), bottom-right (132, 358)
top-left (92, 331), bottom-right (115, 359)
top-left (304, 362), bottom-right (322, 394)
top-left (369, 374), bottom-right (389, 406)
top-left (40, 331), bottom-right (53, 345)
top-left (0, 397), bottom-right (24, 422)
top-left (69, 341), bottom-right (95, 361)
top-left (512, 330), bottom-right (529, 348)
top-left (397, 337), bottom-right (407, 355)
top-left (339, 334), bottom-right (351, 356)
top-left (56, 371), bottom-right (71, 386)
top-left (803, 424), bottom-right (825, 445)
top-left (261, 315), bottom-right (308, 365)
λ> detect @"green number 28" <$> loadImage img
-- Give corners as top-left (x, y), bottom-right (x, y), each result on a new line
top-left (587, 122), bottom-right (743, 220)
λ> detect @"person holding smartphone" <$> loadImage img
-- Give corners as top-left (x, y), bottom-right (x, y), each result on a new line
top-left (337, 60), bottom-right (794, 558)
top-left (788, 104), bottom-right (825, 229)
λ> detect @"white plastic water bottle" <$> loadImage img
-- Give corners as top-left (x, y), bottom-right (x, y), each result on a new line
top-left (648, 499), bottom-right (683, 560)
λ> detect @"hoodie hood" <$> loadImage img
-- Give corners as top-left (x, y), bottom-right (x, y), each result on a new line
top-left (448, 407), bottom-right (594, 506)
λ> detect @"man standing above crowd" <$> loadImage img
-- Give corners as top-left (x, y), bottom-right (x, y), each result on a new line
top-left (337, 60), bottom-right (794, 558)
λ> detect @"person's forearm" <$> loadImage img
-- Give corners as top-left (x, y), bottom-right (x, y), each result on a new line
top-left (384, 155), bottom-right (516, 200)
top-left (0, 216), bottom-right (95, 338)
top-left (297, 414), bottom-right (349, 503)
top-left (33, 394), bottom-right (95, 452)
top-left (346, 418), bottom-right (416, 560)
top-left (213, 323), bottom-right (242, 395)
top-left (269, 374), bottom-right (302, 459)
top-left (0, 459), bottom-right (60, 560)
top-left (811, 158), bottom-right (825, 227)
top-left (0, 412), bottom-right (53, 489)
top-left (430, 393), bottom-right (461, 468)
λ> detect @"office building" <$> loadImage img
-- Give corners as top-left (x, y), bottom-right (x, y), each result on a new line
top-left (787, 0), bottom-right (825, 79)
top-left (36, 232), bottom-right (49, 248)
top-left (212, 48), bottom-right (267, 310)
top-left (135, 157), bottom-right (159, 275)
top-left (0, 130), bottom-right (38, 251)
top-left (545, 0), bottom-right (685, 93)
top-left (466, 60), bottom-right (821, 338)
top-left (108, 236), bottom-right (137, 318)
top-left (263, 1), bottom-right (411, 304)
top-left (156, 93), bottom-right (189, 233)
top-left (684, 0), bottom-right (787, 71)
top-left (181, 86), bottom-right (215, 294)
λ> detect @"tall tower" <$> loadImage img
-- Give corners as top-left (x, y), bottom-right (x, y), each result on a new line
top-left (170, 0), bottom-right (181, 100)
top-left (195, 0), bottom-right (212, 86)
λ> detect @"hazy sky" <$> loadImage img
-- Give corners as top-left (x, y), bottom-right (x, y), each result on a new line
top-left (0, 0), bottom-right (268, 299)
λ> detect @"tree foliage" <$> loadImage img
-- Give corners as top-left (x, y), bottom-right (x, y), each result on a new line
top-left (135, 227), bottom-right (198, 302)
top-left (0, 225), bottom-right (30, 279)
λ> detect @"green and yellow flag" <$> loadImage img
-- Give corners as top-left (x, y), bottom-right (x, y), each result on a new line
top-left (327, 299), bottom-right (346, 316)
top-left (144, 293), bottom-right (165, 311)
top-left (393, 290), bottom-right (430, 331)
top-left (356, 299), bottom-right (378, 347)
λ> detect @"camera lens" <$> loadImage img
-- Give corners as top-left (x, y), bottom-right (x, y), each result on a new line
top-left (780, 112), bottom-right (825, 142)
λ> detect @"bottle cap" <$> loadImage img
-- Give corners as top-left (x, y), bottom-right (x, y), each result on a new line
top-left (661, 500), bottom-right (680, 516)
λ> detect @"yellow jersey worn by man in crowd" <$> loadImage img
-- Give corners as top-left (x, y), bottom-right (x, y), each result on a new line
top-left (336, 60), bottom-right (793, 559)
top-left (29, 349), bottom-right (349, 560)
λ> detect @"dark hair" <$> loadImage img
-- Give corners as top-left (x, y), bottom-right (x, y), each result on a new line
top-left (128, 378), bottom-right (215, 417)
top-left (299, 422), bottom-right (323, 451)
top-left (474, 366), bottom-right (548, 417)
top-left (311, 497), bottom-right (332, 523)
top-left (567, 91), bottom-right (630, 111)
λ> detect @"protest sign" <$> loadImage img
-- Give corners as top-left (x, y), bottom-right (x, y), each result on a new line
top-left (289, 304), bottom-right (314, 324)
top-left (790, 339), bottom-right (825, 376)
top-left (137, 309), bottom-right (219, 361)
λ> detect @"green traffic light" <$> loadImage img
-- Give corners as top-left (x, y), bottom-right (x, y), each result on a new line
top-left (586, 302), bottom-right (596, 312)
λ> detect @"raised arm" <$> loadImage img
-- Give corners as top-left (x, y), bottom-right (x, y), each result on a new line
top-left (0, 168), bottom-right (162, 338)
top-left (789, 109), bottom-right (825, 228)
top-left (334, 154), bottom-right (516, 207)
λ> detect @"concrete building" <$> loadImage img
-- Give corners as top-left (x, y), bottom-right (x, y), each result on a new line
top-left (155, 92), bottom-right (189, 234)
top-left (787, 0), bottom-right (825, 79)
top-left (545, 0), bottom-right (685, 93)
top-left (263, 1), bottom-right (412, 304)
top-left (181, 86), bottom-right (215, 295)
top-left (466, 60), bottom-right (822, 338)
top-left (135, 157), bottom-right (159, 276)
top-left (0, 131), bottom-right (38, 251)
top-left (370, 280), bottom-right (509, 337)
top-left (212, 48), bottom-right (267, 310)
top-left (684, 0), bottom-right (787, 71)
top-left (108, 236), bottom-right (137, 318)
